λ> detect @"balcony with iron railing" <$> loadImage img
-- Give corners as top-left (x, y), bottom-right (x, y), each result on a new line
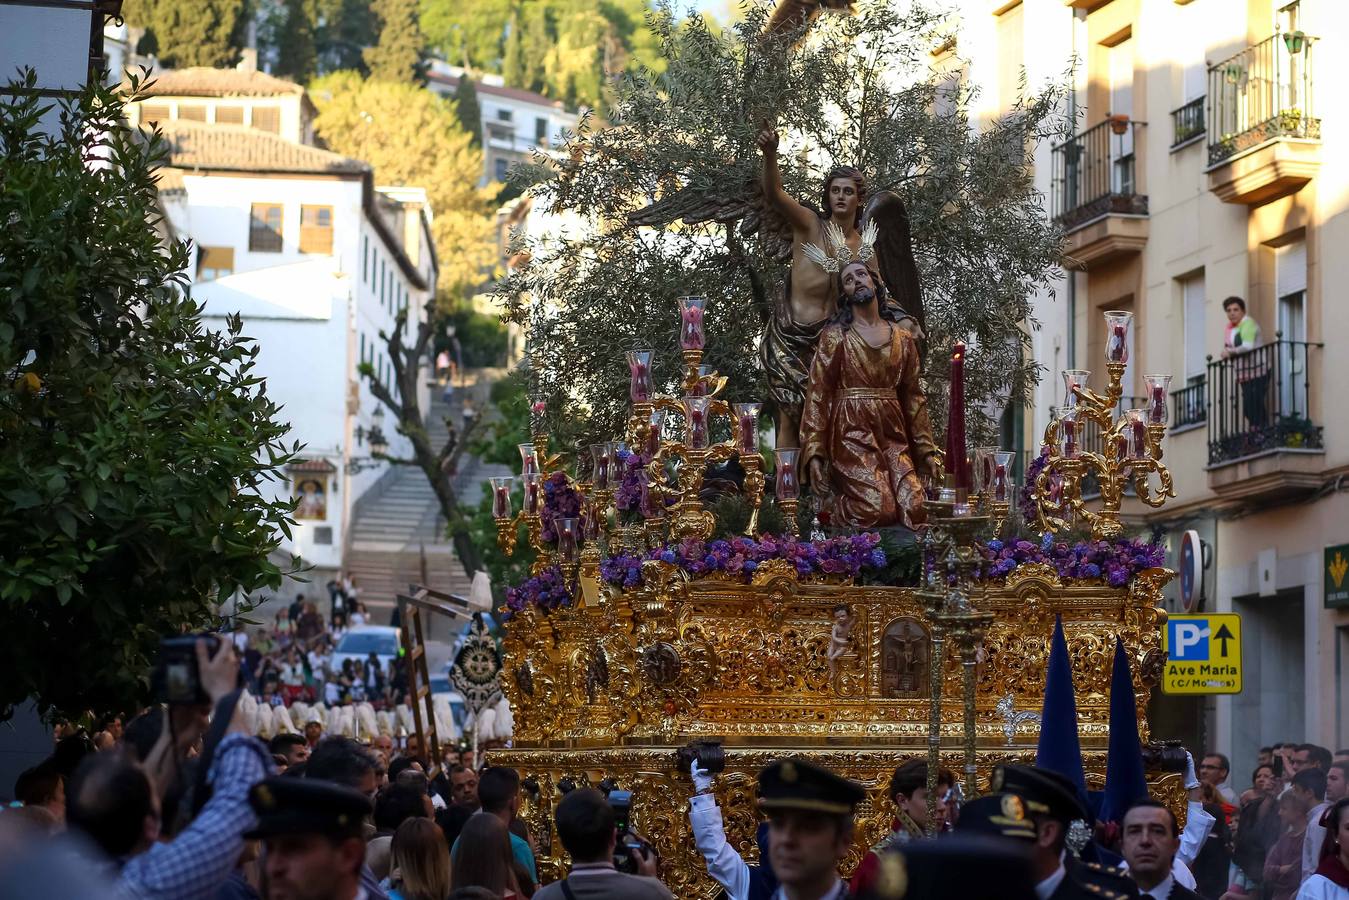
top-left (1206, 31), bottom-right (1320, 205)
top-left (1204, 338), bottom-right (1324, 502)
top-left (1050, 118), bottom-right (1148, 268)
top-left (1171, 96), bottom-right (1205, 150)
top-left (1169, 378), bottom-right (1206, 430)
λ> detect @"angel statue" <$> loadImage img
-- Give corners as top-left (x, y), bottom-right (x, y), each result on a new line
top-left (756, 122), bottom-right (925, 450)
top-left (800, 257), bottom-right (940, 530)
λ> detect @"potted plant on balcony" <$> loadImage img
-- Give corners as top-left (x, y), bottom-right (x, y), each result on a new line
top-left (1278, 108), bottom-right (1304, 135)
top-left (1108, 112), bottom-right (1130, 136)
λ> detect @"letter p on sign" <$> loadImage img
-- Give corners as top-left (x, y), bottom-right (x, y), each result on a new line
top-left (1169, 621), bottom-right (1209, 660)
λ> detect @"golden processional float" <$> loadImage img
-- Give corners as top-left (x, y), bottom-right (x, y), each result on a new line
top-left (485, 297), bottom-right (1183, 898)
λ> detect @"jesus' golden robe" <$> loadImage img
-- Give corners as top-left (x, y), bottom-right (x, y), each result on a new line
top-left (799, 322), bottom-right (939, 529)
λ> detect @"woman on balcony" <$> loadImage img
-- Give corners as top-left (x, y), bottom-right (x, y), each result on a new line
top-left (1222, 296), bottom-right (1269, 430)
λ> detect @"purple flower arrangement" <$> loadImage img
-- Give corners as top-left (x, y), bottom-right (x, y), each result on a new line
top-left (1019, 446), bottom-right (1050, 524)
top-left (613, 448), bottom-right (647, 522)
top-left (503, 565), bottom-right (572, 617)
top-left (599, 532), bottom-right (888, 588)
top-left (539, 471), bottom-right (583, 543)
top-left (980, 534), bottom-right (1165, 587)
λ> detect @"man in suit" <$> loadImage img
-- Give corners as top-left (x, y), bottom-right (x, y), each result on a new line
top-left (992, 764), bottom-right (1138, 900)
top-left (1121, 799), bottom-right (1203, 900)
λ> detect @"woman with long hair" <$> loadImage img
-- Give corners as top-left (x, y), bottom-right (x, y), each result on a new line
top-left (388, 818), bottom-right (452, 900)
top-left (451, 814), bottom-right (523, 899)
top-left (1299, 797), bottom-right (1349, 898)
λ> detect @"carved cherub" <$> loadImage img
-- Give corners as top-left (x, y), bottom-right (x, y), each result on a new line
top-left (827, 603), bottom-right (856, 680)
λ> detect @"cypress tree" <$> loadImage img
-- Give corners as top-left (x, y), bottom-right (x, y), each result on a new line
top-left (501, 14), bottom-right (525, 90)
top-left (363, 0), bottom-right (425, 84)
top-left (127, 0), bottom-right (250, 69)
top-left (273, 0), bottom-right (317, 82)
top-left (453, 76), bottom-right (482, 148)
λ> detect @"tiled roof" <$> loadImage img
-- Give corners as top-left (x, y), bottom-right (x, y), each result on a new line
top-left (426, 71), bottom-right (566, 109)
top-left (155, 120), bottom-right (368, 176)
top-left (141, 67), bottom-right (305, 98)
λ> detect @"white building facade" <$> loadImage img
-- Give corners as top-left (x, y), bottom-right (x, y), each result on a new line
top-left (137, 69), bottom-right (437, 579)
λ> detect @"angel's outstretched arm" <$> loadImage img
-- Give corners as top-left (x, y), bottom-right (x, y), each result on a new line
top-left (757, 121), bottom-right (816, 235)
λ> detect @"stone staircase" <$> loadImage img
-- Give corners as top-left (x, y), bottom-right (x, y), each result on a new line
top-left (345, 374), bottom-right (510, 627)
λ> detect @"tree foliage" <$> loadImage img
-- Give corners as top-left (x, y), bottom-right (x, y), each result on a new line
top-left (453, 76), bottom-right (482, 147)
top-left (495, 0), bottom-right (1067, 452)
top-left (273, 0), bottom-right (318, 83)
top-left (126, 0), bottom-right (250, 68)
top-left (309, 72), bottom-right (495, 300)
top-left (420, 0), bottom-right (667, 112)
top-left (0, 73), bottom-right (299, 720)
top-left (364, 0), bottom-right (427, 84)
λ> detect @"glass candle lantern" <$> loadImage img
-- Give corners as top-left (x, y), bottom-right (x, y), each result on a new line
top-left (556, 517), bottom-right (580, 563)
top-left (581, 502), bottom-right (601, 542)
top-left (974, 447), bottom-right (997, 493)
top-left (733, 403), bottom-right (762, 455)
top-left (518, 443), bottom-right (540, 477)
top-left (610, 440), bottom-right (629, 462)
top-left (1047, 470), bottom-right (1064, 506)
top-left (678, 295), bottom-right (707, 351)
top-left (1061, 369), bottom-right (1091, 409)
top-left (992, 451), bottom-right (1014, 502)
top-left (1103, 310), bottom-right (1133, 364)
top-left (774, 448), bottom-right (800, 501)
top-left (627, 349), bottom-right (654, 403)
top-left (683, 396), bottom-right (712, 449)
top-left (1144, 375), bottom-right (1172, 426)
top-left (591, 443), bottom-right (612, 490)
top-left (646, 408), bottom-right (666, 458)
top-left (1126, 409), bottom-right (1149, 459)
top-left (522, 472), bottom-right (542, 515)
top-left (1061, 408), bottom-right (1080, 459)
top-left (490, 476), bottom-right (514, 519)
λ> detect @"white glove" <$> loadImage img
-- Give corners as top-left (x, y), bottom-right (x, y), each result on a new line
top-left (1184, 751), bottom-right (1200, 790)
top-left (691, 758), bottom-right (715, 794)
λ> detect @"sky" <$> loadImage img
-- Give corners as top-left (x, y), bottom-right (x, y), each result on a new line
top-left (691, 0), bottom-right (734, 19)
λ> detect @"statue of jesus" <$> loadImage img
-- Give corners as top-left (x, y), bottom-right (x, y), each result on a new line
top-left (800, 260), bottom-right (940, 529)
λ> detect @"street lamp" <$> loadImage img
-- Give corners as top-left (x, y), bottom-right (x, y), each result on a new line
top-left (350, 406), bottom-right (389, 473)
top-left (1283, 30), bottom-right (1306, 55)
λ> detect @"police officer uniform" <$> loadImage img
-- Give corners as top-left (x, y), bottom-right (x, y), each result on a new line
top-left (991, 765), bottom-right (1140, 900)
top-left (757, 759), bottom-right (865, 900)
top-left (247, 777), bottom-right (377, 900)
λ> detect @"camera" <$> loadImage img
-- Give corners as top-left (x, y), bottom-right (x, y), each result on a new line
top-left (675, 739), bottom-right (725, 775)
top-left (608, 789), bottom-right (652, 874)
top-left (152, 634), bottom-right (228, 705)
top-left (1141, 740), bottom-right (1189, 774)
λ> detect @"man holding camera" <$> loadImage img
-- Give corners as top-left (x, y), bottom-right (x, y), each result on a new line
top-left (533, 788), bottom-right (672, 899)
top-left (67, 638), bottom-right (272, 899)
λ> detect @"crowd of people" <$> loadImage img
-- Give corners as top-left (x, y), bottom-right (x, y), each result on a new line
top-left (5, 630), bottom-right (1348, 900)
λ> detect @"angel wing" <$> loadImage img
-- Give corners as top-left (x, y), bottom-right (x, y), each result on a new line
top-left (863, 190), bottom-right (925, 336)
top-left (628, 176), bottom-right (795, 264)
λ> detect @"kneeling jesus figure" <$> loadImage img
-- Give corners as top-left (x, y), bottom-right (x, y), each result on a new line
top-left (800, 260), bottom-right (940, 529)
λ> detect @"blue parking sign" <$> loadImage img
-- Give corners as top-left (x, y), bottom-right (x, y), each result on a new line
top-left (1168, 620), bottom-right (1209, 660)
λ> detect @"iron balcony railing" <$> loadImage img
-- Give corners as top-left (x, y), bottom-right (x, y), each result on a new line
top-left (1170, 378), bottom-right (1207, 429)
top-left (1171, 96), bottom-right (1205, 148)
top-left (1207, 32), bottom-right (1319, 167)
top-left (1051, 118), bottom-right (1149, 230)
top-left (1206, 338), bottom-right (1321, 466)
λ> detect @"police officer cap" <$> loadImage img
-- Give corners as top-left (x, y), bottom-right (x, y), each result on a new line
top-left (246, 777), bottom-right (370, 839)
top-left (757, 758), bottom-right (865, 816)
top-left (854, 835), bottom-right (1038, 900)
top-left (956, 792), bottom-right (1038, 841)
top-left (990, 764), bottom-right (1087, 824)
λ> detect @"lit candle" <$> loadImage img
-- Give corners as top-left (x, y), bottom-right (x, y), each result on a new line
top-left (1144, 374), bottom-right (1172, 426)
top-left (556, 517), bottom-right (580, 562)
top-left (490, 476), bottom-right (514, 519)
top-left (627, 350), bottom-right (653, 403)
top-left (1048, 471), bottom-right (1063, 505)
top-left (646, 408), bottom-right (666, 457)
top-left (733, 403), bottom-right (762, 454)
top-left (522, 472), bottom-right (542, 515)
top-left (1062, 410), bottom-right (1079, 458)
top-left (774, 448), bottom-right (800, 500)
top-left (993, 450), bottom-right (1013, 502)
top-left (683, 396), bottom-right (711, 450)
top-left (945, 342), bottom-right (970, 490)
top-left (519, 443), bottom-right (539, 477)
top-left (1104, 310), bottom-right (1133, 364)
top-left (1127, 409), bottom-right (1148, 459)
top-left (592, 443), bottom-right (611, 489)
top-left (678, 296), bottom-right (706, 351)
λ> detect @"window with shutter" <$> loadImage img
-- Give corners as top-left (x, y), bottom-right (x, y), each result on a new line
top-left (299, 205), bottom-right (334, 254)
top-left (249, 203), bottom-right (284, 252)
top-left (251, 107), bottom-right (280, 133)
top-left (196, 246), bottom-right (235, 281)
